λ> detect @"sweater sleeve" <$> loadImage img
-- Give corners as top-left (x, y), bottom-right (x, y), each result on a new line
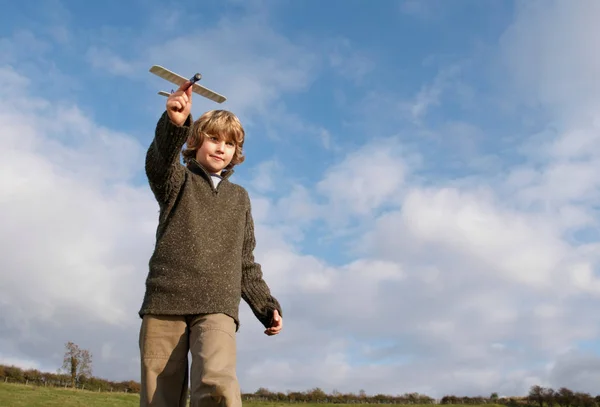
top-left (241, 200), bottom-right (283, 328)
top-left (145, 111), bottom-right (192, 205)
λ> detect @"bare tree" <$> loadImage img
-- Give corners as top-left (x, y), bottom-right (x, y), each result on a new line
top-left (60, 341), bottom-right (92, 387)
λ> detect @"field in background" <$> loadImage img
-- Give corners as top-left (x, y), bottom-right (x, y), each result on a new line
top-left (0, 382), bottom-right (493, 407)
top-left (0, 381), bottom-right (138, 406)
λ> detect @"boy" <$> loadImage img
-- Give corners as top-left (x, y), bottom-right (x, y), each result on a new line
top-left (138, 81), bottom-right (283, 407)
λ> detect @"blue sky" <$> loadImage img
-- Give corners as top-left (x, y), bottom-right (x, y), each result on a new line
top-left (3, 0), bottom-right (600, 398)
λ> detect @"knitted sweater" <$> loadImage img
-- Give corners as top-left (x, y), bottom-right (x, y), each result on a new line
top-left (138, 111), bottom-right (282, 330)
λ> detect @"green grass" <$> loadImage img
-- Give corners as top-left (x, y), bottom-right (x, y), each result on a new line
top-left (0, 382), bottom-right (505, 407)
top-left (0, 382), bottom-right (318, 407)
top-left (0, 382), bottom-right (139, 407)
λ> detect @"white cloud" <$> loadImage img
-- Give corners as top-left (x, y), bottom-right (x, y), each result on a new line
top-left (316, 138), bottom-right (410, 221)
top-left (0, 65), bottom-right (154, 376)
top-left (499, 0), bottom-right (600, 121)
top-left (249, 159), bottom-right (280, 193)
top-left (400, 187), bottom-right (569, 287)
top-left (408, 64), bottom-right (462, 122)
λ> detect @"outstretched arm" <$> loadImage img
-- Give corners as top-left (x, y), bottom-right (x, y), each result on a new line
top-left (241, 203), bottom-right (283, 335)
top-left (145, 82), bottom-right (194, 205)
top-left (145, 112), bottom-right (191, 204)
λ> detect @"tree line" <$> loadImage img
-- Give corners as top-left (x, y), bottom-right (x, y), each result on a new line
top-left (0, 364), bottom-right (140, 393)
top-left (1, 342), bottom-right (599, 405)
top-left (242, 386), bottom-right (600, 406)
top-left (523, 385), bottom-right (599, 407)
top-left (245, 387), bottom-right (436, 404)
top-left (3, 362), bottom-right (599, 407)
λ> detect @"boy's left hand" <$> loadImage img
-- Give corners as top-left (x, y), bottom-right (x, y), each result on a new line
top-left (264, 310), bottom-right (282, 336)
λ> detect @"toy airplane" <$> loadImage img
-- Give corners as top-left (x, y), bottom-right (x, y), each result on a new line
top-left (149, 65), bottom-right (227, 104)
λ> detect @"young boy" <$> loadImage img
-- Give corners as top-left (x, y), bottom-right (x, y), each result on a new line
top-left (138, 81), bottom-right (283, 407)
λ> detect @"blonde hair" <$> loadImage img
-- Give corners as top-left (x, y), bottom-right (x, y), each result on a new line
top-left (182, 110), bottom-right (245, 170)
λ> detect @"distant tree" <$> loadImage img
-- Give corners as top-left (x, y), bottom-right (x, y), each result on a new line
top-left (544, 388), bottom-right (556, 407)
top-left (555, 388), bottom-right (573, 407)
top-left (254, 387), bottom-right (272, 397)
top-left (4, 365), bottom-right (24, 383)
top-left (23, 368), bottom-right (42, 385)
top-left (125, 380), bottom-right (141, 394)
top-left (60, 341), bottom-right (92, 387)
top-left (491, 393), bottom-right (500, 402)
top-left (573, 392), bottom-right (596, 407)
top-left (441, 395), bottom-right (459, 404)
top-left (307, 387), bottom-right (328, 402)
top-left (529, 386), bottom-right (546, 407)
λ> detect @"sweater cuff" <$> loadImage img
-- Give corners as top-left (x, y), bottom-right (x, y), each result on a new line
top-left (258, 299), bottom-right (283, 328)
top-left (154, 111), bottom-right (193, 154)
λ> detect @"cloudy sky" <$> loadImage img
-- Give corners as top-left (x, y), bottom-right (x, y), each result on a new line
top-left (2, 0), bottom-right (600, 399)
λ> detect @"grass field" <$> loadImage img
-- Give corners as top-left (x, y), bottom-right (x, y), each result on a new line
top-left (0, 382), bottom-right (357, 407)
top-left (0, 382), bottom-right (506, 407)
top-left (0, 381), bottom-right (139, 406)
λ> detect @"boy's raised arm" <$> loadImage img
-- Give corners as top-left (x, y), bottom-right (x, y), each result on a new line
top-left (145, 82), bottom-right (194, 205)
top-left (241, 202), bottom-right (283, 332)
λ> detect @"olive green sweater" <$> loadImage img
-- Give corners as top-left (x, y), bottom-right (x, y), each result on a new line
top-left (138, 111), bottom-right (282, 330)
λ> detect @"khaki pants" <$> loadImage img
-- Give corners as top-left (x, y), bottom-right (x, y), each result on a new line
top-left (139, 313), bottom-right (241, 407)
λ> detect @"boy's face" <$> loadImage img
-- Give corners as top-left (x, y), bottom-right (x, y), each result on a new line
top-left (195, 134), bottom-right (236, 174)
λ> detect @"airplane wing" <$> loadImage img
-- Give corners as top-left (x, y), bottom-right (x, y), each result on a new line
top-left (149, 65), bottom-right (227, 104)
top-left (191, 82), bottom-right (227, 104)
top-left (157, 91), bottom-right (171, 97)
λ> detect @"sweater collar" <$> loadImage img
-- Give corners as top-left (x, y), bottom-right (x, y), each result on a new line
top-left (187, 158), bottom-right (235, 182)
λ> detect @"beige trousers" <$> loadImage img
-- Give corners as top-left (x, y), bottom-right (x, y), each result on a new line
top-left (139, 313), bottom-right (241, 407)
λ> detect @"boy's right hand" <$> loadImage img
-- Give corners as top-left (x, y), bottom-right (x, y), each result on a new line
top-left (166, 81), bottom-right (193, 126)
